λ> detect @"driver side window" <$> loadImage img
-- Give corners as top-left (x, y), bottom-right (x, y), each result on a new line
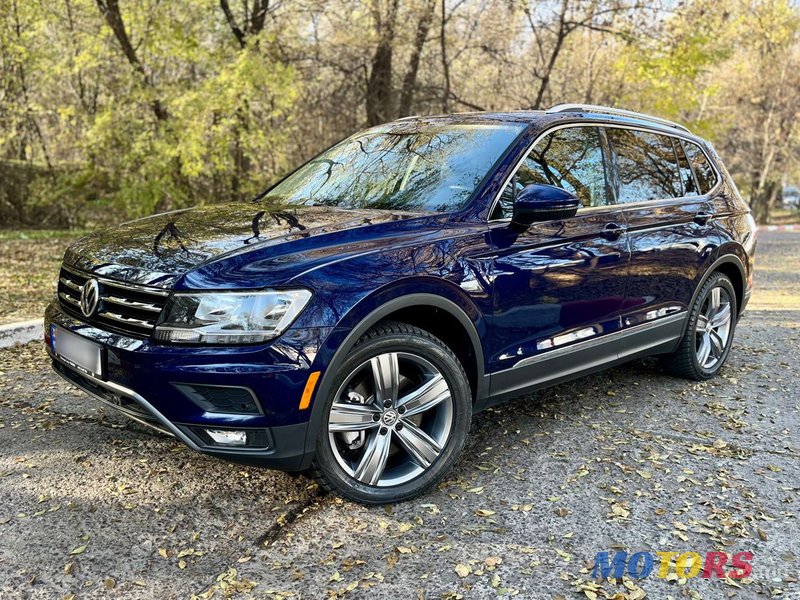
top-left (491, 126), bottom-right (610, 219)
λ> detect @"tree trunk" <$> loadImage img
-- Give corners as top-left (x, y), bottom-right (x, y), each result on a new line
top-left (531, 0), bottom-right (569, 110)
top-left (439, 0), bottom-right (450, 112)
top-left (95, 0), bottom-right (168, 121)
top-left (217, 0), bottom-right (271, 199)
top-left (398, 0), bottom-right (435, 117)
top-left (366, 0), bottom-right (400, 126)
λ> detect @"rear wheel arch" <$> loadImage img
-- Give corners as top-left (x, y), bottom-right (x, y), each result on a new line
top-left (713, 261), bottom-right (744, 315)
top-left (687, 254), bottom-right (746, 329)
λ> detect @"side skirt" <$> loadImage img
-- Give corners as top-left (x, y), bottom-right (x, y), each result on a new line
top-left (480, 313), bottom-right (686, 409)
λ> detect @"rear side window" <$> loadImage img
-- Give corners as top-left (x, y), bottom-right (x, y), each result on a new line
top-left (608, 129), bottom-right (682, 203)
top-left (492, 126), bottom-right (609, 219)
top-left (681, 141), bottom-right (718, 194)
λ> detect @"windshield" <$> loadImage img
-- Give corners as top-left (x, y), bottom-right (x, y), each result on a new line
top-left (261, 122), bottom-right (524, 213)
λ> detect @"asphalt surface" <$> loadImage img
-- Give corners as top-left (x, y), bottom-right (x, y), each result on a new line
top-left (0, 230), bottom-right (798, 600)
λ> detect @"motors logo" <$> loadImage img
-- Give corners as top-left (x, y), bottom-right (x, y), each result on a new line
top-left (592, 550), bottom-right (753, 580)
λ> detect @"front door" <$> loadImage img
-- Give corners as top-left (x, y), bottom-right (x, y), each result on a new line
top-left (487, 125), bottom-right (630, 400)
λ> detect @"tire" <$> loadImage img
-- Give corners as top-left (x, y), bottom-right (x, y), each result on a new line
top-left (661, 272), bottom-right (738, 381)
top-left (309, 321), bottom-right (471, 504)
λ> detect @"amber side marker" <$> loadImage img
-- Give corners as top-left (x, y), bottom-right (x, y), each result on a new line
top-left (299, 371), bottom-right (321, 410)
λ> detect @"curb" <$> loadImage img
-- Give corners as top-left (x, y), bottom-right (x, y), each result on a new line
top-left (757, 224), bottom-right (798, 232)
top-left (0, 319), bottom-right (43, 349)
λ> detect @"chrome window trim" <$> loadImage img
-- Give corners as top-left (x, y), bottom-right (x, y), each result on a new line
top-left (486, 121), bottom-right (723, 224)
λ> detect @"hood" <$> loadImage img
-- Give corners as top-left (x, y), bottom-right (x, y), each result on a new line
top-left (64, 203), bottom-right (431, 287)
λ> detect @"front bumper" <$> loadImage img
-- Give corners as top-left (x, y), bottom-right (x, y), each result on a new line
top-left (45, 302), bottom-right (331, 470)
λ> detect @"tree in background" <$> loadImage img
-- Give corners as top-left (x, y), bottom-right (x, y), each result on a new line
top-left (0, 0), bottom-right (798, 228)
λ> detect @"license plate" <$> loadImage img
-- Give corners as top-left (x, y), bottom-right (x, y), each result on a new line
top-left (52, 326), bottom-right (104, 378)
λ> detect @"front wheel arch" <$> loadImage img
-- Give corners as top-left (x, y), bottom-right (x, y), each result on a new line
top-left (301, 293), bottom-right (485, 465)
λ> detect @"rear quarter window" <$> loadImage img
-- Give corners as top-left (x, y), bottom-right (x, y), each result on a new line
top-left (681, 140), bottom-right (718, 194)
top-left (673, 138), bottom-right (699, 196)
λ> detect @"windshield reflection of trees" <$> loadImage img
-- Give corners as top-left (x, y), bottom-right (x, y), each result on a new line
top-left (262, 124), bottom-right (517, 213)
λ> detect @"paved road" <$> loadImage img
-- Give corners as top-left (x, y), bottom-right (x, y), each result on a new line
top-left (1, 231), bottom-right (798, 599)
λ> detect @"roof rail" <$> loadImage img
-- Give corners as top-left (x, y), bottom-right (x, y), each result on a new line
top-left (546, 103), bottom-right (690, 134)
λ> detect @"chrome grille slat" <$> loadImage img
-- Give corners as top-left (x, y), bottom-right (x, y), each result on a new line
top-left (59, 277), bottom-right (81, 292)
top-left (101, 279), bottom-right (170, 297)
top-left (61, 264), bottom-right (170, 296)
top-left (104, 295), bottom-right (163, 313)
top-left (57, 265), bottom-right (169, 338)
top-left (59, 292), bottom-right (80, 307)
top-left (97, 311), bottom-right (156, 329)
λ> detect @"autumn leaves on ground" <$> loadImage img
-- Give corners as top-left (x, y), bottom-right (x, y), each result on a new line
top-left (0, 232), bottom-right (797, 598)
top-left (0, 231), bottom-right (82, 325)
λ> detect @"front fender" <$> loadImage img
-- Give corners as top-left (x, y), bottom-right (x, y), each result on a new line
top-left (296, 280), bottom-right (489, 467)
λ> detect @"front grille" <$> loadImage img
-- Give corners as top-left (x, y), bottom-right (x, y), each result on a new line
top-left (58, 264), bottom-right (170, 337)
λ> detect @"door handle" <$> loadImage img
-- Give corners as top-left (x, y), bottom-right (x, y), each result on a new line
top-left (694, 211), bottom-right (713, 225)
top-left (601, 222), bottom-right (626, 240)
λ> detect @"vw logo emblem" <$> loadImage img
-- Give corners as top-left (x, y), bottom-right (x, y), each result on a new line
top-left (381, 410), bottom-right (399, 427)
top-left (80, 279), bottom-right (100, 317)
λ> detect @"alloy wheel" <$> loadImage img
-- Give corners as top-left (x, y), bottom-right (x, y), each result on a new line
top-left (327, 351), bottom-right (454, 487)
top-left (695, 286), bottom-right (733, 370)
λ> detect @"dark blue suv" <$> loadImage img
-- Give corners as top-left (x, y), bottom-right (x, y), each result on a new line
top-left (46, 104), bottom-right (756, 503)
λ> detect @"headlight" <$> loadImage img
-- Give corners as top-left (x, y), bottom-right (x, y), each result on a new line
top-left (154, 289), bottom-right (312, 344)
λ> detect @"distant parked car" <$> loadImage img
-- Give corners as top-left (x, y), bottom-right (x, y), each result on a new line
top-left (46, 104), bottom-right (756, 503)
top-left (782, 186), bottom-right (800, 210)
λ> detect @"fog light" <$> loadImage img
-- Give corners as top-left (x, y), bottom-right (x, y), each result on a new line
top-left (183, 425), bottom-right (271, 449)
top-left (206, 429), bottom-right (247, 446)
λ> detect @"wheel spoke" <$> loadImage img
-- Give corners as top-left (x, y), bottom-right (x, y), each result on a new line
top-left (696, 314), bottom-right (709, 330)
top-left (328, 402), bottom-right (381, 432)
top-left (396, 374), bottom-right (450, 417)
top-left (709, 287), bottom-right (721, 313)
top-left (709, 329), bottom-right (725, 358)
top-left (711, 303), bottom-right (731, 329)
top-left (353, 430), bottom-right (392, 485)
top-left (394, 420), bottom-right (442, 469)
top-left (697, 333), bottom-right (712, 366)
top-left (371, 353), bottom-right (400, 405)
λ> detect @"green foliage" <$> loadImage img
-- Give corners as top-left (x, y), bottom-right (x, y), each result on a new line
top-left (1, 0), bottom-right (798, 228)
top-left (611, 1), bottom-right (735, 136)
top-left (1, 0), bottom-right (299, 227)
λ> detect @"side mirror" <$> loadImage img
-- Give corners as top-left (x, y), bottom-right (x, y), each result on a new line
top-left (512, 183), bottom-right (580, 227)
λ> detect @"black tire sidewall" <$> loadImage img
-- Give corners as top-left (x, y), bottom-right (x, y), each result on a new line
top-left (314, 326), bottom-right (471, 504)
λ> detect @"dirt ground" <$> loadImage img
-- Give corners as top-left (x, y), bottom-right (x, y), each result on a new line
top-left (0, 232), bottom-right (82, 325)
top-left (0, 230), bottom-right (798, 599)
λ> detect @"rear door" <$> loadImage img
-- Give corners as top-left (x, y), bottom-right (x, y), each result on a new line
top-left (488, 125), bottom-right (630, 399)
top-left (607, 127), bottom-right (722, 357)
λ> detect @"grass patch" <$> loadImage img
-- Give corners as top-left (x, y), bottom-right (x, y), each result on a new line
top-left (0, 229), bottom-right (88, 241)
top-left (765, 208), bottom-right (800, 226)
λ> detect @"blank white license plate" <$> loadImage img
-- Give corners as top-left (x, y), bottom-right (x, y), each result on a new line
top-left (52, 326), bottom-right (104, 378)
